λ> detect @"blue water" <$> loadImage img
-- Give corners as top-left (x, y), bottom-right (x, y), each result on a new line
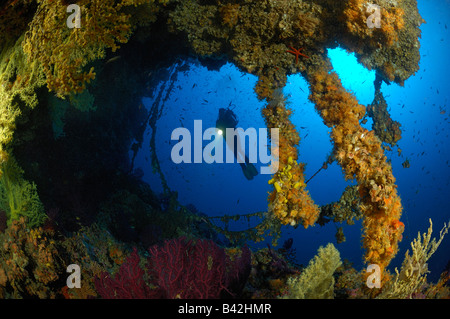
top-left (134, 0), bottom-right (450, 281)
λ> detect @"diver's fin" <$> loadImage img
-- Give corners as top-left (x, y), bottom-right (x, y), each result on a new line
top-left (247, 162), bottom-right (258, 177)
top-left (240, 162), bottom-right (258, 180)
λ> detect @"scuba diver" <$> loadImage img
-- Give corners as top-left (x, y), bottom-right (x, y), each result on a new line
top-left (216, 106), bottom-right (259, 180)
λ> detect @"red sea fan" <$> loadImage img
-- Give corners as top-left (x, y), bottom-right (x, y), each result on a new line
top-left (95, 237), bottom-right (252, 299)
top-left (149, 237), bottom-right (252, 299)
top-left (148, 237), bottom-right (228, 299)
top-left (94, 248), bottom-right (154, 299)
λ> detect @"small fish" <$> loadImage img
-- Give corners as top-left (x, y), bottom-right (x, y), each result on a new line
top-left (105, 55), bottom-right (121, 65)
top-left (192, 83), bottom-right (197, 88)
top-left (402, 159), bottom-right (410, 168)
top-left (282, 238), bottom-right (294, 250)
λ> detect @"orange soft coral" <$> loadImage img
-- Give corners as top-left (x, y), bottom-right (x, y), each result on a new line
top-left (219, 3), bottom-right (241, 28)
top-left (307, 61), bottom-right (403, 274)
top-left (343, 0), bottom-right (405, 49)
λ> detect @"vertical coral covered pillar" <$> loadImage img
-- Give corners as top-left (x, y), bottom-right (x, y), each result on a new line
top-left (261, 89), bottom-right (320, 229)
top-left (306, 61), bottom-right (403, 275)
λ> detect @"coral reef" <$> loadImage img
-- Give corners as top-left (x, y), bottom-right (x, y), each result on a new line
top-left (0, 218), bottom-right (63, 298)
top-left (0, 0), bottom-right (445, 300)
top-left (57, 222), bottom-right (130, 299)
top-left (247, 244), bottom-right (299, 298)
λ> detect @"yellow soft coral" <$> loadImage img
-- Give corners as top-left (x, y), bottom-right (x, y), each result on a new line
top-left (283, 243), bottom-right (342, 299)
top-left (0, 34), bottom-right (46, 176)
top-left (378, 219), bottom-right (449, 298)
top-left (22, 0), bottom-right (154, 97)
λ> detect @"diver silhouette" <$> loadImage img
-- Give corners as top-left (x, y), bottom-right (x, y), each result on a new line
top-left (216, 107), bottom-right (259, 180)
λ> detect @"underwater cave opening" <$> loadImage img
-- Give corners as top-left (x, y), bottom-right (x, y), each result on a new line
top-left (131, 53), bottom-right (374, 268)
